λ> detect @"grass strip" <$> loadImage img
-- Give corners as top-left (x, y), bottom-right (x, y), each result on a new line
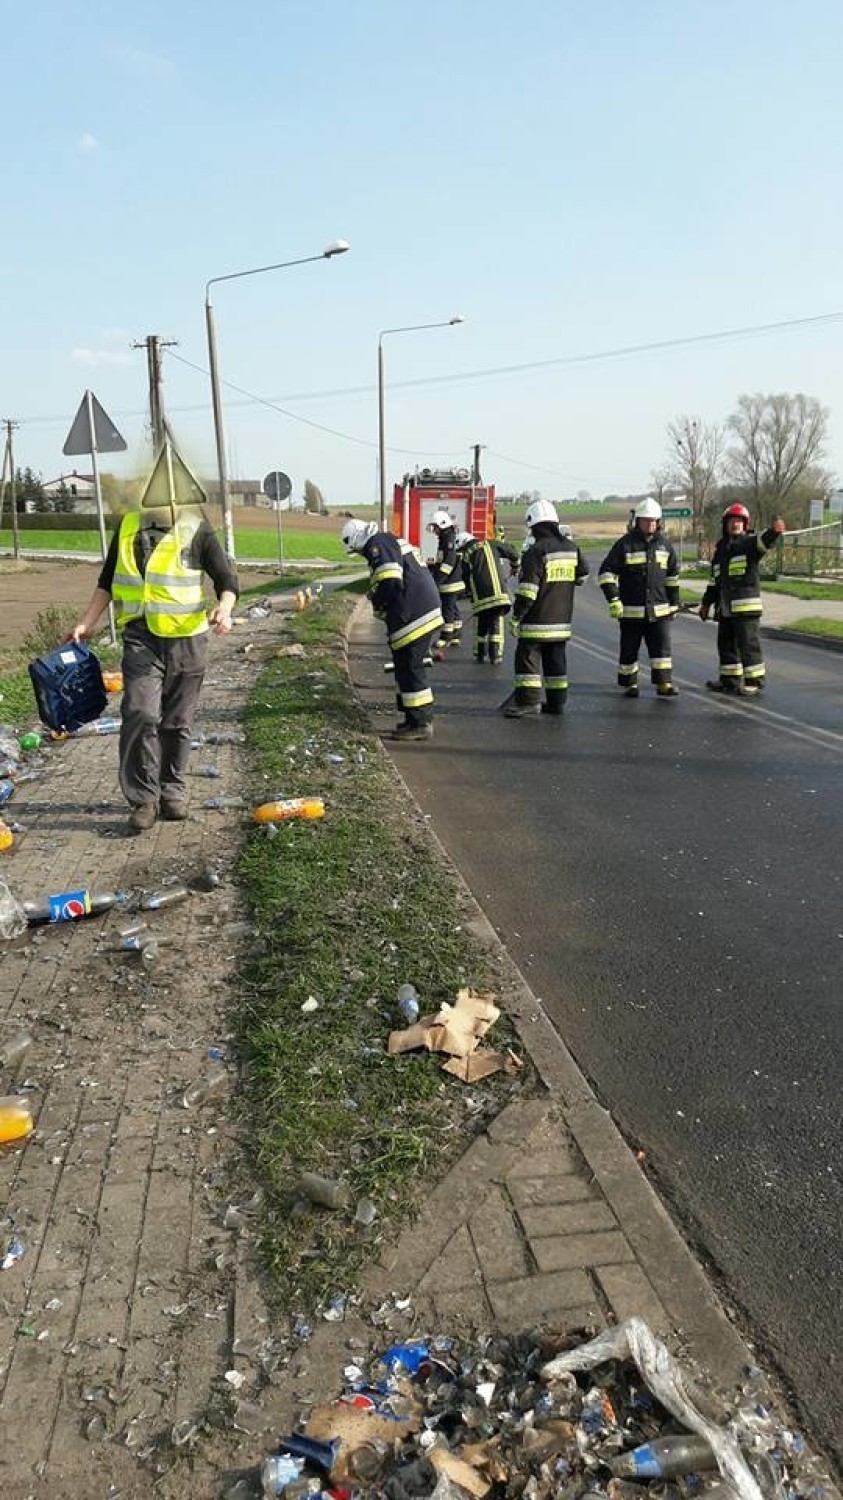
top-left (234, 586), bottom-right (529, 1313)
top-left (784, 616), bottom-right (843, 640)
top-left (761, 579), bottom-right (843, 601)
top-left (1, 527), bottom-right (348, 560)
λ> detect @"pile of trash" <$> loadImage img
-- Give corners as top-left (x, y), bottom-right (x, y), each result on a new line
top-left (249, 1320), bottom-right (834, 1500)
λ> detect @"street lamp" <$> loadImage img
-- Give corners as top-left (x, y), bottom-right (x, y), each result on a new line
top-left (377, 316), bottom-right (464, 531)
top-left (205, 239), bottom-right (350, 560)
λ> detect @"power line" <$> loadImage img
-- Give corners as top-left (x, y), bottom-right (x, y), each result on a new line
top-left (14, 306), bottom-right (842, 432)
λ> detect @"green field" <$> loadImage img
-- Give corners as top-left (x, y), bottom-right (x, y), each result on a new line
top-left (0, 528), bottom-right (347, 561)
top-left (787, 616), bottom-right (843, 640)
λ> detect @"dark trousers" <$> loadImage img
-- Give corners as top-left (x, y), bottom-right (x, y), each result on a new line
top-left (514, 637), bottom-right (569, 711)
top-left (474, 607), bottom-right (507, 662)
top-left (717, 617), bottom-right (765, 686)
top-left (618, 618), bottom-right (673, 687)
top-left (439, 592), bottom-right (463, 641)
top-left (120, 624), bottom-right (208, 808)
top-left (393, 630), bottom-right (437, 725)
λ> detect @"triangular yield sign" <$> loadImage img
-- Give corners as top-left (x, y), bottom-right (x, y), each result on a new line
top-left (62, 391), bottom-right (127, 456)
top-left (139, 439), bottom-right (208, 509)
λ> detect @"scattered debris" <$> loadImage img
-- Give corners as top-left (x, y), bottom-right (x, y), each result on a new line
top-left (388, 988), bottom-right (522, 1082)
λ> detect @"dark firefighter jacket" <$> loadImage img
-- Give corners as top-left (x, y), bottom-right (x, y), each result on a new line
top-left (429, 526), bottom-right (465, 596)
top-left (461, 539), bottom-right (518, 615)
top-left (597, 528), bottom-right (680, 620)
top-left (701, 526), bottom-right (779, 619)
top-left (513, 524), bottom-right (589, 640)
top-left (363, 531), bottom-right (443, 650)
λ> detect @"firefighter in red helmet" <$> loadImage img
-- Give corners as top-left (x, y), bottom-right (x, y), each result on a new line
top-left (700, 504), bottom-right (785, 694)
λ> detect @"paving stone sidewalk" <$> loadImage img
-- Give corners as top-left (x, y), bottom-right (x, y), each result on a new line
top-left (0, 627), bottom-right (266, 1498)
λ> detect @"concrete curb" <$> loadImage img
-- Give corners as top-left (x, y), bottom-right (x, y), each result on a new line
top-left (344, 596), bottom-right (750, 1384)
top-left (762, 624), bottom-right (843, 653)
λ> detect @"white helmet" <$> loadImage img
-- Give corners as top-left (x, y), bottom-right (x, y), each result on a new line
top-left (525, 499), bottom-right (559, 530)
top-left (428, 509), bottom-right (453, 532)
top-left (633, 497), bottom-right (662, 522)
top-left (341, 518), bottom-right (378, 552)
top-left (456, 531), bottom-right (474, 550)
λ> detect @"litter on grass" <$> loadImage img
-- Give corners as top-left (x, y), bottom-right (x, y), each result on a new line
top-left (388, 988), bottom-right (522, 1083)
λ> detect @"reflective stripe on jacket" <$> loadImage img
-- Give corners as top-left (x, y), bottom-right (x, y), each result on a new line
top-left (364, 531), bottom-right (443, 650)
top-left (597, 529), bottom-right (680, 620)
top-left (430, 527), bottom-right (465, 595)
top-left (112, 512), bottom-right (208, 637)
top-left (702, 527), bottom-right (778, 620)
top-left (513, 525), bottom-right (589, 641)
top-left (462, 540), bottom-right (512, 615)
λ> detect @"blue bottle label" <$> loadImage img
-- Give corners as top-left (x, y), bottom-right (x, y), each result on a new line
top-left (49, 889), bottom-right (91, 922)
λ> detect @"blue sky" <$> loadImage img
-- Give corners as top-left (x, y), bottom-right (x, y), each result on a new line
top-left (4, 0), bottom-right (842, 506)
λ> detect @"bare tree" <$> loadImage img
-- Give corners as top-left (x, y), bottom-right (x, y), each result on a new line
top-left (649, 466), bottom-right (673, 504)
top-left (665, 416), bottom-right (723, 526)
top-left (726, 393), bottom-right (831, 526)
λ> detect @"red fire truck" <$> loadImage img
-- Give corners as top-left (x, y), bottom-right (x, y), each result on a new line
top-left (391, 464), bottom-right (497, 562)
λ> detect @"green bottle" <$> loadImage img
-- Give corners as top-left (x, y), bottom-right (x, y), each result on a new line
top-left (19, 733), bottom-right (41, 752)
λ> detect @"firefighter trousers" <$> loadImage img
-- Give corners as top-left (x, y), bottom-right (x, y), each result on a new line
top-left (474, 607), bottom-right (507, 662)
top-left (514, 637), bottom-right (568, 711)
top-left (617, 618), bottom-right (673, 687)
top-left (716, 617), bottom-right (765, 687)
top-left (438, 592), bottom-right (463, 643)
top-left (393, 630), bottom-right (437, 726)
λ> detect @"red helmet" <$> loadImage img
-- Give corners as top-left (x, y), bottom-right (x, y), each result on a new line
top-left (723, 503), bottom-right (750, 528)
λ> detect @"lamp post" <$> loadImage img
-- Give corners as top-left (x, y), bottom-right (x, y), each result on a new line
top-left (377, 317), bottom-right (464, 531)
top-left (205, 239), bottom-right (350, 560)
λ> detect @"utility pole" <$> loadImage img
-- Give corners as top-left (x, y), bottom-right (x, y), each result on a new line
top-left (132, 335), bottom-right (178, 449)
top-left (1, 420), bottom-right (20, 560)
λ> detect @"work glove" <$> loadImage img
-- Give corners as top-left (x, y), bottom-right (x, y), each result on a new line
top-left (608, 599), bottom-right (623, 620)
top-left (509, 616), bottom-right (520, 639)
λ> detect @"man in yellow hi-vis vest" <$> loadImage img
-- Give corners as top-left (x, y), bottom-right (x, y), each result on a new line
top-left (67, 505), bottom-right (238, 833)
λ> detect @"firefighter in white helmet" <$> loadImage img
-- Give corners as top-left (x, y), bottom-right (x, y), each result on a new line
top-left (501, 499), bottom-right (589, 717)
top-left (426, 509), bottom-right (465, 648)
top-left (341, 518), bottom-right (442, 741)
top-left (598, 497), bottom-right (680, 698)
top-left (456, 530), bottom-right (519, 663)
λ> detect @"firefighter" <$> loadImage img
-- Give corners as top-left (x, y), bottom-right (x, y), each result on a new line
top-left (341, 519), bottom-right (442, 740)
top-left (700, 504), bottom-right (785, 694)
top-left (456, 531), bottom-right (519, 663)
top-left (427, 509), bottom-right (464, 647)
top-left (598, 497), bottom-right (681, 698)
top-left (501, 500), bottom-right (589, 717)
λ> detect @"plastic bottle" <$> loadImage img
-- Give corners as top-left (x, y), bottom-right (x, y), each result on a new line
top-left (0, 1096), bottom-right (35, 1145)
top-left (0, 781), bottom-right (14, 807)
top-left (193, 766), bottom-right (222, 779)
top-left (101, 671), bottom-right (123, 694)
top-left (182, 1065), bottom-right (228, 1108)
top-left (0, 819), bottom-right (13, 853)
top-left (297, 1172), bottom-right (349, 1210)
top-left (349, 1440), bottom-right (389, 1480)
top-left (610, 1436), bottom-right (717, 1480)
top-left (140, 939), bottom-right (163, 968)
top-left (140, 883), bottom-right (190, 911)
top-left (70, 716), bottom-right (121, 738)
top-left (205, 730), bottom-right (246, 745)
top-left (253, 798), bottom-right (325, 824)
top-left (0, 1032), bottom-right (33, 1069)
top-left (397, 982), bottom-right (420, 1024)
top-left (203, 795), bottom-right (245, 811)
top-left (0, 880), bottom-right (27, 941)
top-left (18, 732), bottom-right (42, 752)
top-left (261, 1455), bottom-right (305, 1496)
top-left (23, 889), bottom-right (127, 925)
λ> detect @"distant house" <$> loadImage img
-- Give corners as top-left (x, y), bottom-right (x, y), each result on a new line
top-left (206, 480), bottom-right (268, 509)
top-left (41, 470), bottom-right (97, 514)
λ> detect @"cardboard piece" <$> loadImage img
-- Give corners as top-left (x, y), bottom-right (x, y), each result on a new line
top-left (388, 989), bottom-right (500, 1060)
top-left (304, 1397), bottom-right (419, 1480)
top-left (441, 1048), bottom-right (523, 1083)
top-left (429, 1447), bottom-right (491, 1497)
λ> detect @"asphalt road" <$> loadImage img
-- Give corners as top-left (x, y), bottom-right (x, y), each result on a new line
top-left (351, 570), bottom-right (843, 1471)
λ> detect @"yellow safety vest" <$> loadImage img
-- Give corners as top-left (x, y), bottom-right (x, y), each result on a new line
top-left (112, 512), bottom-right (208, 638)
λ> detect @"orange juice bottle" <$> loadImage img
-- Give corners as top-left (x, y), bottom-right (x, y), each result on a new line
top-left (0, 1097), bottom-right (34, 1146)
top-left (253, 798), bottom-right (325, 824)
top-left (0, 819), bottom-right (13, 853)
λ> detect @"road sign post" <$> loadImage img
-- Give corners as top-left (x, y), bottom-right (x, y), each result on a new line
top-left (662, 504), bottom-right (692, 568)
top-left (63, 391), bottom-right (127, 645)
top-left (263, 470), bottom-right (292, 573)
